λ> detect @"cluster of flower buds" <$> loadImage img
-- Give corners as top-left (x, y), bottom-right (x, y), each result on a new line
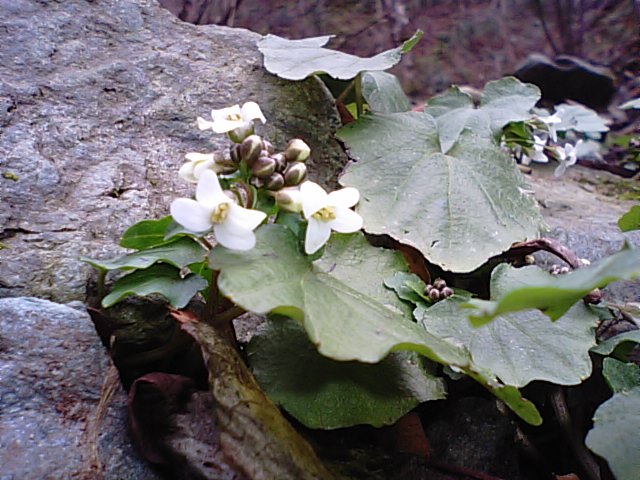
top-left (424, 278), bottom-right (454, 302)
top-left (230, 135), bottom-right (310, 191)
top-left (549, 264), bottom-right (571, 275)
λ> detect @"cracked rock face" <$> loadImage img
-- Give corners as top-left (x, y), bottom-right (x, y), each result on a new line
top-left (0, 0), bottom-right (346, 302)
top-left (0, 297), bottom-right (161, 479)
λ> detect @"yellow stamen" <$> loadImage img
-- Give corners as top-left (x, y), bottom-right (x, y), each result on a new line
top-left (227, 113), bottom-right (242, 121)
top-left (211, 203), bottom-right (230, 224)
top-left (312, 206), bottom-right (336, 221)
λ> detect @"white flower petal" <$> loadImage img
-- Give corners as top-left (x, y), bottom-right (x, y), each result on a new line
top-left (170, 198), bottom-right (213, 232)
top-left (531, 149), bottom-right (549, 163)
top-left (211, 105), bottom-right (241, 121)
top-left (192, 159), bottom-right (216, 178)
top-left (211, 118), bottom-right (243, 134)
top-left (197, 117), bottom-right (214, 131)
top-left (227, 203), bottom-right (267, 232)
top-left (554, 162), bottom-right (568, 177)
top-left (328, 208), bottom-right (363, 233)
top-left (213, 222), bottom-right (257, 251)
top-left (241, 101), bottom-right (266, 124)
top-left (305, 217), bottom-right (332, 254)
top-left (327, 187), bottom-right (360, 208)
top-left (178, 162), bottom-right (198, 183)
top-left (185, 152), bottom-right (214, 162)
top-left (300, 181), bottom-right (329, 218)
top-left (196, 170), bottom-right (230, 207)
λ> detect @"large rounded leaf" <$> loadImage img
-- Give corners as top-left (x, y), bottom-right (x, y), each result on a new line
top-left (247, 317), bottom-right (445, 429)
top-left (586, 386), bottom-right (640, 480)
top-left (211, 224), bottom-right (468, 366)
top-left (418, 264), bottom-right (598, 387)
top-left (338, 112), bottom-right (543, 272)
top-left (258, 31), bottom-right (423, 81)
top-left (211, 225), bottom-right (542, 425)
top-left (423, 77), bottom-right (540, 153)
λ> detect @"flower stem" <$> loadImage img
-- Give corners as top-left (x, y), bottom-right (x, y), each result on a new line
top-left (97, 269), bottom-right (107, 303)
top-left (206, 270), bottom-right (220, 323)
top-left (354, 72), bottom-right (364, 118)
top-left (335, 78), bottom-right (356, 106)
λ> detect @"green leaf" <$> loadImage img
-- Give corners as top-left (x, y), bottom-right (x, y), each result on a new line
top-left (602, 358), bottom-right (640, 394)
top-left (618, 205), bottom-right (640, 232)
top-left (119, 216), bottom-right (175, 249)
top-left (211, 224), bottom-right (467, 365)
top-left (384, 272), bottom-right (430, 306)
top-left (592, 330), bottom-right (640, 356)
top-left (211, 225), bottom-right (541, 424)
top-left (258, 30), bottom-right (423, 81)
top-left (586, 386), bottom-right (640, 480)
top-left (102, 264), bottom-right (207, 308)
top-left (466, 248), bottom-right (640, 323)
top-left (247, 316), bottom-right (445, 429)
top-left (555, 103), bottom-right (609, 133)
top-left (338, 113), bottom-right (543, 272)
top-left (423, 77), bottom-right (540, 153)
top-left (313, 232), bottom-right (413, 317)
top-left (83, 237), bottom-right (207, 272)
top-left (361, 71), bottom-right (411, 113)
top-left (418, 265), bottom-right (598, 388)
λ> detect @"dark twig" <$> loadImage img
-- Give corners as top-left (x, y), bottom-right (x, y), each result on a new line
top-left (549, 386), bottom-right (602, 480)
top-left (508, 237), bottom-right (583, 269)
top-left (506, 237), bottom-right (603, 304)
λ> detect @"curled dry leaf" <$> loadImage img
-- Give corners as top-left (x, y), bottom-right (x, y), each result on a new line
top-left (128, 372), bottom-right (243, 479)
top-left (175, 312), bottom-right (334, 480)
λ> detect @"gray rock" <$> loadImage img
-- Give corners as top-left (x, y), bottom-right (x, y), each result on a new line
top-left (514, 53), bottom-right (616, 109)
top-left (0, 0), bottom-right (346, 303)
top-left (0, 297), bottom-right (160, 479)
top-left (528, 164), bottom-right (640, 302)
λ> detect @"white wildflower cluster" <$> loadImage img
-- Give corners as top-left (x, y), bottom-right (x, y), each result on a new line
top-left (512, 112), bottom-right (582, 177)
top-left (170, 102), bottom-right (363, 254)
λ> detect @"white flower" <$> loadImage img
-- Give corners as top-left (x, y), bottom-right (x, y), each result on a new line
top-left (299, 181), bottom-right (363, 254)
top-left (539, 113), bottom-right (562, 142)
top-left (274, 187), bottom-right (303, 213)
top-left (522, 136), bottom-right (548, 165)
top-left (554, 140), bottom-right (582, 177)
top-left (170, 170), bottom-right (266, 250)
top-left (197, 101), bottom-right (266, 142)
top-left (178, 152), bottom-right (231, 183)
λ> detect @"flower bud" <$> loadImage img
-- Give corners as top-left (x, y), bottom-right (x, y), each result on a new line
top-left (284, 162), bottom-right (307, 186)
top-left (423, 284), bottom-right (433, 296)
top-left (433, 278), bottom-right (447, 290)
top-left (428, 289), bottom-right (441, 301)
top-left (214, 158), bottom-right (239, 175)
top-left (228, 182), bottom-right (252, 208)
top-left (251, 156), bottom-right (277, 178)
top-left (275, 187), bottom-right (303, 212)
top-left (271, 153), bottom-right (287, 172)
top-left (228, 122), bottom-right (255, 144)
top-left (441, 287), bottom-right (454, 298)
top-left (264, 172), bottom-right (285, 191)
top-left (250, 176), bottom-right (265, 188)
top-left (229, 144), bottom-right (241, 164)
top-left (239, 134), bottom-right (262, 167)
top-left (262, 139), bottom-right (275, 155)
top-left (284, 138), bottom-right (311, 163)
